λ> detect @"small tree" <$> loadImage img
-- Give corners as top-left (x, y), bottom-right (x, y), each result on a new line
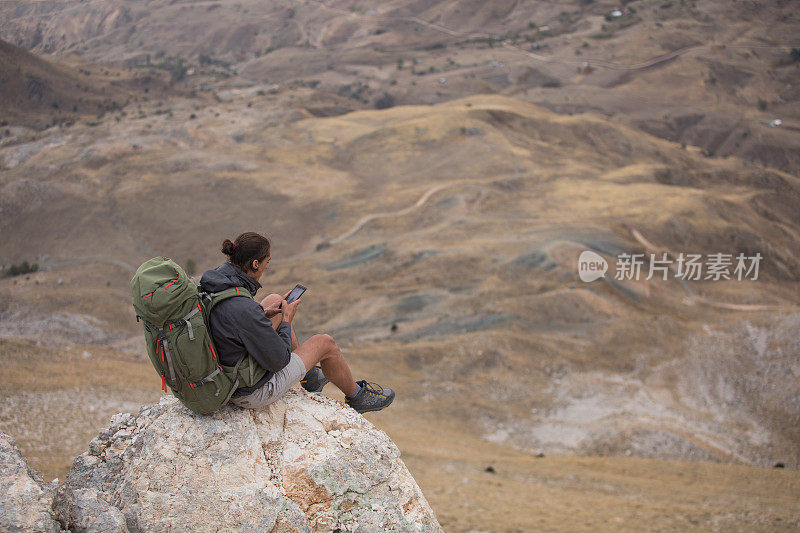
top-left (374, 93), bottom-right (395, 110)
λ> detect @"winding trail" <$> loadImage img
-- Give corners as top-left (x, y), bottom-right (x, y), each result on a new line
top-left (304, 0), bottom-right (798, 71)
top-left (330, 183), bottom-right (454, 244)
top-left (504, 42), bottom-right (800, 72)
top-left (624, 225), bottom-right (792, 312)
top-left (281, 176), bottom-right (795, 312)
top-left (277, 182), bottom-right (469, 264)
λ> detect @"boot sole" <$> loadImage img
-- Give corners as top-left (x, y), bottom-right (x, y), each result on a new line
top-left (349, 393), bottom-right (395, 414)
top-left (301, 378), bottom-right (329, 393)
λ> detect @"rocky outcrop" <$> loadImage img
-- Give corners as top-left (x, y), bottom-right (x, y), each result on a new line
top-left (0, 431), bottom-right (62, 532)
top-left (55, 389), bottom-right (442, 532)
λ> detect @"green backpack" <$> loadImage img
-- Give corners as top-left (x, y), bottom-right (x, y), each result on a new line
top-left (130, 257), bottom-right (268, 415)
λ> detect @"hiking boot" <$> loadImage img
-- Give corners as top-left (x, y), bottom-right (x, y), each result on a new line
top-left (345, 380), bottom-right (395, 413)
top-left (300, 366), bottom-right (328, 393)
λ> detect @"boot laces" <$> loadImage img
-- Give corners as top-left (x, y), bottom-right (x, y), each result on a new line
top-left (359, 380), bottom-right (384, 397)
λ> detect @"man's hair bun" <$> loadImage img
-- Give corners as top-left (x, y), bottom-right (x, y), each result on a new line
top-left (221, 238), bottom-right (236, 256)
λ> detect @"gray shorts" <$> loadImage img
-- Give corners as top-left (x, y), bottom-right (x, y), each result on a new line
top-left (229, 352), bottom-right (307, 409)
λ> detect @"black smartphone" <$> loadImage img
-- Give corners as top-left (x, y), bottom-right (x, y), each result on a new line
top-left (284, 284), bottom-right (307, 304)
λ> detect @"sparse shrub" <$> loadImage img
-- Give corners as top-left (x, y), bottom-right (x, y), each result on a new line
top-left (396, 58), bottom-right (403, 70)
top-left (757, 98), bottom-right (767, 111)
top-left (374, 93), bottom-right (396, 110)
top-left (189, 113), bottom-right (197, 119)
top-left (542, 80), bottom-right (562, 88)
top-left (185, 259), bottom-right (197, 276)
top-left (2, 260), bottom-right (39, 278)
top-left (791, 48), bottom-right (800, 62)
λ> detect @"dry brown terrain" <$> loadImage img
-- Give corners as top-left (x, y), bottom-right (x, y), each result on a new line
top-left (1, 1), bottom-right (799, 531)
top-left (2, 0), bottom-right (798, 173)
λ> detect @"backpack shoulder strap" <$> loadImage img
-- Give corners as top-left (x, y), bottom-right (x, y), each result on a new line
top-left (203, 286), bottom-right (253, 314)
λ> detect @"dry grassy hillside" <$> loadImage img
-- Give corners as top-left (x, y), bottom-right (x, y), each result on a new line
top-left (1, 1), bottom-right (800, 531)
top-left (2, 0), bottom-right (798, 173)
top-left (2, 90), bottom-right (799, 529)
top-left (0, 38), bottom-right (174, 128)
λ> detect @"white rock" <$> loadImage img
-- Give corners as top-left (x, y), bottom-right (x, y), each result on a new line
top-left (0, 431), bottom-right (64, 532)
top-left (55, 389), bottom-right (442, 532)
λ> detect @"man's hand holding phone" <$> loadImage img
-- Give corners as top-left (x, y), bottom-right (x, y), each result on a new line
top-left (281, 284), bottom-right (306, 324)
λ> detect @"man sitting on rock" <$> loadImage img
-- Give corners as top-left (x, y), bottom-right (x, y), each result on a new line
top-left (199, 231), bottom-right (394, 413)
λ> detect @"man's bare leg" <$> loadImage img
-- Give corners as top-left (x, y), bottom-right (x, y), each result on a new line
top-left (261, 293), bottom-right (358, 398)
top-left (295, 334), bottom-right (395, 413)
top-left (294, 334), bottom-right (357, 397)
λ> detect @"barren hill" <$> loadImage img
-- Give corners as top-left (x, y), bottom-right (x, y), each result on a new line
top-left (0, 37), bottom-right (173, 128)
top-left (1, 1), bottom-right (800, 531)
top-left (2, 0), bottom-right (799, 173)
top-left (2, 91), bottom-right (799, 529)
